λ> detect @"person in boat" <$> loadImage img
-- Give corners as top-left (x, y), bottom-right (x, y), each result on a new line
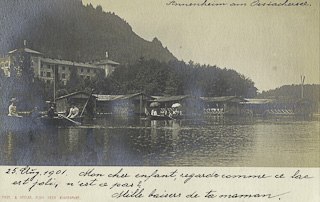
top-left (47, 103), bottom-right (58, 118)
top-left (67, 103), bottom-right (79, 119)
top-left (8, 98), bottom-right (22, 117)
top-left (30, 107), bottom-right (41, 118)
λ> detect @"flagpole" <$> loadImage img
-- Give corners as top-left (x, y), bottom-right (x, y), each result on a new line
top-left (54, 64), bottom-right (56, 102)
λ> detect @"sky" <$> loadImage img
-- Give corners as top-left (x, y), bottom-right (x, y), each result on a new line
top-left (83, 0), bottom-right (319, 92)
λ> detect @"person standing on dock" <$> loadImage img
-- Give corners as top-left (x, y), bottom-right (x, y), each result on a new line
top-left (8, 98), bottom-right (22, 117)
top-left (67, 103), bottom-right (79, 118)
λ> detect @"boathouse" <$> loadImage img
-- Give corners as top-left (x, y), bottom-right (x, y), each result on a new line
top-left (152, 95), bottom-right (203, 116)
top-left (240, 97), bottom-right (313, 116)
top-left (201, 96), bottom-right (247, 115)
top-left (94, 93), bottom-right (154, 115)
top-left (55, 91), bottom-right (97, 116)
top-left (239, 99), bottom-right (273, 116)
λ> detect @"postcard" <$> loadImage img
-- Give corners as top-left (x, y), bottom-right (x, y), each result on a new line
top-left (0, 0), bottom-right (319, 201)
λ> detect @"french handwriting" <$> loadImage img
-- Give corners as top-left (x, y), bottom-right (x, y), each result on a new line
top-left (2, 167), bottom-right (316, 200)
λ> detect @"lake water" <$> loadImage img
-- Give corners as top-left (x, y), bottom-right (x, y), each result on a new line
top-left (0, 116), bottom-right (319, 167)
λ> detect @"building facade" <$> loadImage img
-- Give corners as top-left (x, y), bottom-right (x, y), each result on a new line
top-left (94, 52), bottom-right (120, 77)
top-left (1, 47), bottom-right (119, 84)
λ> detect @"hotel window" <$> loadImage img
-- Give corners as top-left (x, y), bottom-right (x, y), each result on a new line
top-left (48, 65), bottom-right (51, 69)
top-left (5, 63), bottom-right (8, 66)
top-left (87, 76), bottom-right (90, 80)
top-left (62, 66), bottom-right (65, 70)
top-left (41, 63), bottom-right (43, 68)
top-left (0, 64), bottom-right (3, 67)
top-left (62, 73), bottom-right (66, 79)
top-left (40, 71), bottom-right (43, 77)
top-left (81, 68), bottom-right (84, 72)
top-left (87, 69), bottom-right (90, 73)
top-left (94, 69), bottom-right (96, 73)
top-left (47, 72), bottom-right (51, 77)
top-left (47, 80), bottom-right (51, 84)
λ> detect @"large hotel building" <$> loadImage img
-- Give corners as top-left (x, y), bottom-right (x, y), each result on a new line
top-left (0, 45), bottom-right (119, 85)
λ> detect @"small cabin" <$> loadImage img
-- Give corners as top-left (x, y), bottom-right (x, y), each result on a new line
top-left (152, 95), bottom-right (203, 116)
top-left (201, 96), bottom-right (247, 115)
top-left (95, 93), bottom-right (154, 115)
top-left (240, 97), bottom-right (313, 116)
top-left (56, 91), bottom-right (96, 116)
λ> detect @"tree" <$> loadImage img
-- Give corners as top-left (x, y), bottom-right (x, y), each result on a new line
top-left (0, 50), bottom-right (46, 110)
top-left (66, 65), bottom-right (85, 92)
top-left (164, 71), bottom-right (183, 96)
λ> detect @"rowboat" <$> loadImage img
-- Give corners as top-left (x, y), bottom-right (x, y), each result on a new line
top-left (1, 115), bottom-right (43, 132)
top-left (39, 116), bottom-right (83, 126)
top-left (149, 114), bottom-right (184, 120)
top-left (149, 115), bottom-right (173, 120)
top-left (0, 115), bottom-right (83, 132)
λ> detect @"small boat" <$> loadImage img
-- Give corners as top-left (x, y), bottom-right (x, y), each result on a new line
top-left (171, 114), bottom-right (184, 119)
top-left (0, 115), bottom-right (83, 132)
top-left (39, 116), bottom-right (83, 126)
top-left (149, 115), bottom-right (173, 120)
top-left (0, 115), bottom-right (44, 132)
top-left (148, 114), bottom-right (185, 120)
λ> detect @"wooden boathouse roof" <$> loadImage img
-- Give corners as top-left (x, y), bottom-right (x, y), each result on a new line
top-left (56, 91), bottom-right (96, 100)
top-left (241, 97), bottom-right (312, 105)
top-left (94, 93), bottom-right (154, 102)
top-left (240, 99), bottom-right (273, 104)
top-left (153, 95), bottom-right (191, 102)
top-left (200, 96), bottom-right (246, 103)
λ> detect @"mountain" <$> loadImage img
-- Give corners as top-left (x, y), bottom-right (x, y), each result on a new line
top-left (0, 0), bottom-right (259, 98)
top-left (257, 84), bottom-right (320, 112)
top-left (0, 0), bottom-right (176, 64)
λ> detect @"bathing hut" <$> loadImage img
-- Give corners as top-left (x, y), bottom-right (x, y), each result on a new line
top-left (240, 97), bottom-right (313, 116)
top-left (201, 96), bottom-right (246, 115)
top-left (95, 93), bottom-right (154, 115)
top-left (55, 91), bottom-right (97, 116)
top-left (152, 95), bottom-right (203, 116)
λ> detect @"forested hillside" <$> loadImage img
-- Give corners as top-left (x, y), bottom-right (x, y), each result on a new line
top-left (92, 59), bottom-right (258, 97)
top-left (0, 0), bottom-right (176, 63)
top-left (257, 84), bottom-right (320, 112)
top-left (0, 0), bottom-right (258, 100)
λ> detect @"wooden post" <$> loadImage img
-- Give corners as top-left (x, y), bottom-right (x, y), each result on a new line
top-left (140, 94), bottom-right (143, 116)
top-left (301, 75), bottom-right (305, 98)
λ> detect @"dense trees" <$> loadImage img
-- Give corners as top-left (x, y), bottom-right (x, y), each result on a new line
top-left (103, 59), bottom-right (257, 97)
top-left (50, 58), bottom-right (257, 98)
top-left (0, 51), bottom-right (46, 111)
top-left (0, 0), bottom-right (258, 107)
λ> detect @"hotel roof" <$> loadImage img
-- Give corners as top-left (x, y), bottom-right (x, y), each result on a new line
top-left (41, 58), bottom-right (99, 68)
top-left (94, 59), bottom-right (120, 66)
top-left (8, 47), bottom-right (43, 55)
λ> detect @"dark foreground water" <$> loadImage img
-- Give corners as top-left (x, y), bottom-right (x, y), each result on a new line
top-left (0, 116), bottom-right (319, 167)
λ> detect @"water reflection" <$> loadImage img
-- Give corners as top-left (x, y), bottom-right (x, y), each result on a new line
top-left (0, 116), bottom-right (319, 167)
